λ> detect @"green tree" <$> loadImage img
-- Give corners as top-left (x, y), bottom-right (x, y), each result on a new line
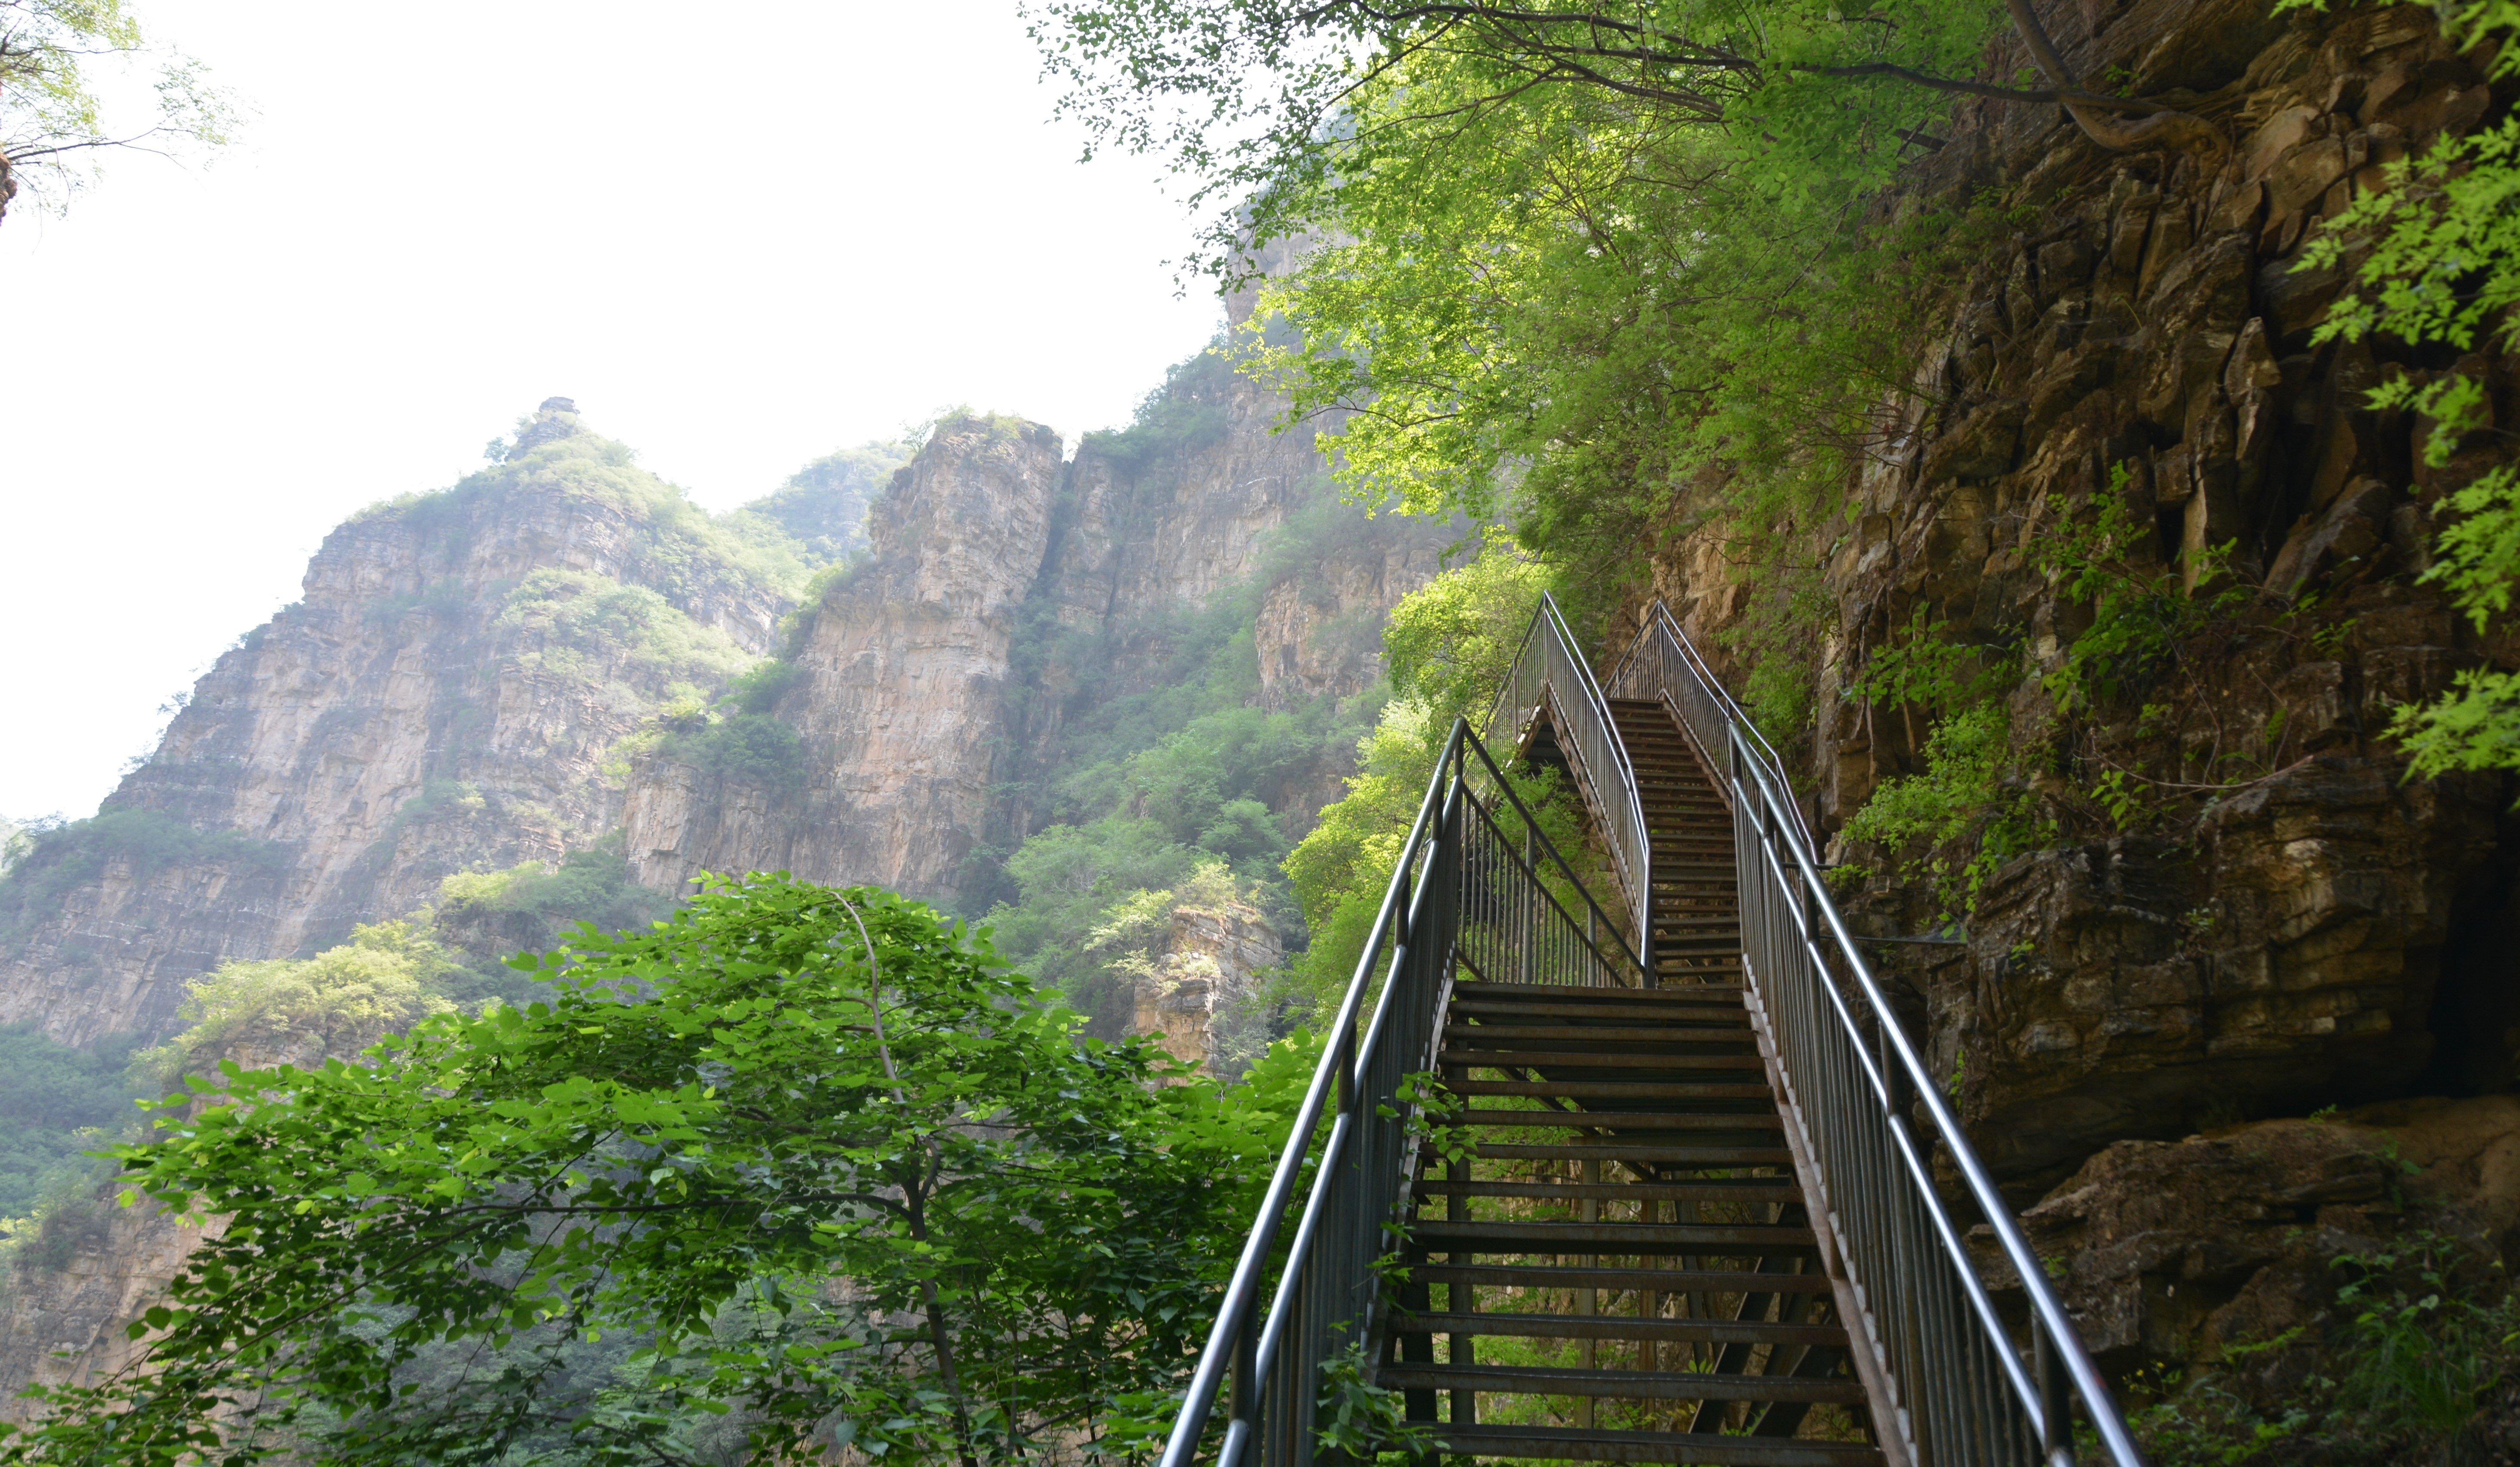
top-left (0, 0), bottom-right (238, 223)
top-left (1030, 0), bottom-right (2222, 594)
top-left (0, 876), bottom-right (1294, 1467)
top-left (2288, 0), bottom-right (2520, 790)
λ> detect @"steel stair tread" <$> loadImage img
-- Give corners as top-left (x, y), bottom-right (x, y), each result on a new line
top-left (1405, 1261), bottom-right (1829, 1291)
top-left (1445, 1024), bottom-right (1755, 1042)
top-left (1422, 1141), bottom-right (1796, 1165)
top-left (1455, 981), bottom-right (1745, 1003)
top-left (1443, 1110), bottom-right (1783, 1131)
top-left (1381, 1364), bottom-right (1867, 1405)
top-left (1429, 1423), bottom-right (1883, 1466)
top-left (1450, 1003), bottom-right (1751, 1025)
top-left (1440, 1048), bottom-right (1765, 1069)
top-left (1414, 1219), bottom-right (1814, 1248)
top-left (1413, 1180), bottom-right (1800, 1204)
top-left (1393, 1311), bottom-right (1844, 1346)
top-left (1439, 1080), bottom-right (1772, 1099)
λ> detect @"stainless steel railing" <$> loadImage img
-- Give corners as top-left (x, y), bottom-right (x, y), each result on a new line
top-left (1481, 592), bottom-right (1653, 961)
top-left (1615, 599), bottom-right (2143, 1467)
top-left (1154, 722), bottom-right (1641, 1467)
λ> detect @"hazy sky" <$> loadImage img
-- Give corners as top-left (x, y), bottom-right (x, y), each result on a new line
top-left (3, 0), bottom-right (1224, 823)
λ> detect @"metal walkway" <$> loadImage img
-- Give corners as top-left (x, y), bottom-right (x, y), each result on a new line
top-left (1158, 599), bottom-right (2145, 1467)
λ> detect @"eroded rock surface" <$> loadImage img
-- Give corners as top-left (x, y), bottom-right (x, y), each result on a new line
top-left (0, 403), bottom-right (804, 1046)
top-left (1642, 0), bottom-right (2520, 1197)
top-left (1982, 1097), bottom-right (2520, 1384)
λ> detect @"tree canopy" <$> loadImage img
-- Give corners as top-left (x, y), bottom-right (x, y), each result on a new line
top-left (0, 0), bottom-right (236, 223)
top-left (0, 876), bottom-right (1308, 1467)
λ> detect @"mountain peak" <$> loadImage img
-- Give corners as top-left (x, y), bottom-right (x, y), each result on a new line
top-left (513, 397), bottom-right (585, 455)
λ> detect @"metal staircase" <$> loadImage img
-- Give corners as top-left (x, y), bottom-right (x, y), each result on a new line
top-left (1156, 599), bottom-right (2145, 1467)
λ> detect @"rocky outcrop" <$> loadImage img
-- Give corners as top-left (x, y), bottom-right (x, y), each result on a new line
top-left (0, 403), bottom-right (828, 1047)
top-left (1256, 527), bottom-right (1451, 711)
top-left (1129, 894), bottom-right (1283, 1075)
top-left (625, 415), bottom-right (1066, 897)
top-left (1642, 0), bottom-right (2520, 1196)
top-left (1989, 1096), bottom-right (2520, 1376)
top-left (626, 359), bottom-right (1453, 902)
top-left (0, 1198), bottom-right (219, 1406)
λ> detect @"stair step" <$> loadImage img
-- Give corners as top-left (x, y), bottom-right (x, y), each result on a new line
top-left (1439, 1079), bottom-right (1769, 1099)
top-left (1414, 1220), bottom-right (1814, 1251)
top-left (1404, 1262), bottom-right (1829, 1292)
top-left (1413, 1181), bottom-right (1800, 1206)
top-left (1452, 1001), bottom-right (1749, 1024)
top-left (1426, 1142), bottom-right (1796, 1166)
top-left (1459, 982), bottom-right (1744, 1004)
top-left (1446, 1024), bottom-right (1753, 1044)
top-left (1381, 1364), bottom-right (1866, 1406)
top-left (1393, 1310), bottom-right (1844, 1347)
top-left (1443, 1110), bottom-right (1782, 1131)
top-left (1430, 1424), bottom-right (1883, 1467)
top-left (1438, 1049), bottom-right (1766, 1071)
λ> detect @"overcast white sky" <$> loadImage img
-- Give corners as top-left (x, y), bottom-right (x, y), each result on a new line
top-left (1, 0), bottom-right (1225, 823)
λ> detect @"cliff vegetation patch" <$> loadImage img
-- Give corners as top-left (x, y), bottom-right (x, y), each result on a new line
top-left (0, 810), bottom-right (287, 951)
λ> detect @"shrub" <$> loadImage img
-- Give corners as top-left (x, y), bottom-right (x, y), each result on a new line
top-left (650, 712), bottom-right (810, 793)
top-left (0, 1026), bottom-right (146, 1217)
top-left (134, 919), bottom-right (458, 1085)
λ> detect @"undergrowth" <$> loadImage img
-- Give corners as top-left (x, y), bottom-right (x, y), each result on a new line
top-left (2126, 1230), bottom-right (2520, 1464)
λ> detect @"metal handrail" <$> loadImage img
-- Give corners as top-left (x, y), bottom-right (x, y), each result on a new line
top-left (1158, 600), bottom-right (2142, 1467)
top-left (1606, 599), bottom-right (1817, 853)
top-left (1155, 721), bottom-right (1641, 1467)
top-left (1625, 599), bottom-right (2144, 1467)
top-left (1480, 592), bottom-right (1653, 959)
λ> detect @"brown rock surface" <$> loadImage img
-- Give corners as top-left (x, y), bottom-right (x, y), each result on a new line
top-left (1986, 1096), bottom-right (2520, 1377)
top-left (0, 404), bottom-right (801, 1046)
top-left (1640, 0), bottom-right (2520, 1201)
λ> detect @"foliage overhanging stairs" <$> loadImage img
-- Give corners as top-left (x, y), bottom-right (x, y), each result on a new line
top-left (1158, 598), bottom-right (2145, 1467)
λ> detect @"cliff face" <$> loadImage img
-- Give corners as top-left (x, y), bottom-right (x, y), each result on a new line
top-left (1646, 0), bottom-right (2520, 1194)
top-left (623, 361), bottom-right (1453, 904)
top-left (0, 402), bottom-right (828, 1047)
top-left (624, 416), bottom-right (1068, 897)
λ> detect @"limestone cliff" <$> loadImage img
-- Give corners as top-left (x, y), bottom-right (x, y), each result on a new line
top-left (1641, 0), bottom-right (2520, 1193)
top-left (0, 401), bottom-right (851, 1047)
top-left (623, 359), bottom-right (1453, 905)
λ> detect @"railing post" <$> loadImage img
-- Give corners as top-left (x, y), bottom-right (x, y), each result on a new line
top-left (2036, 1322), bottom-right (2073, 1461)
top-left (1521, 821), bottom-right (1537, 985)
top-left (1878, 1010), bottom-right (1913, 1132)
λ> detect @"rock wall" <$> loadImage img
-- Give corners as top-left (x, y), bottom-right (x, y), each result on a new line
top-left (624, 367), bottom-right (1453, 902)
top-left (1643, 0), bottom-right (2520, 1195)
top-left (1129, 894), bottom-right (1284, 1075)
top-left (0, 401), bottom-right (820, 1047)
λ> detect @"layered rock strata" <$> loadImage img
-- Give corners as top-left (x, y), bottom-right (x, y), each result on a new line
top-left (1643, 0), bottom-right (2520, 1192)
top-left (0, 402), bottom-right (815, 1046)
top-left (624, 380), bottom-right (1452, 901)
